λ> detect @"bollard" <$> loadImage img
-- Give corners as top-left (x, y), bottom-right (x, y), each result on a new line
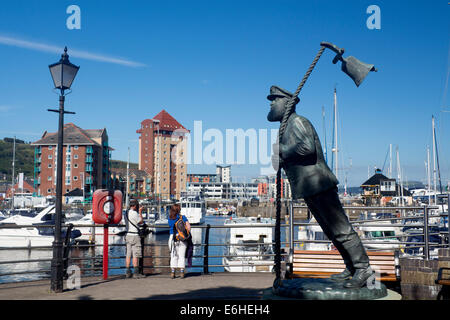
top-left (423, 206), bottom-right (429, 260)
top-left (203, 224), bottom-right (211, 274)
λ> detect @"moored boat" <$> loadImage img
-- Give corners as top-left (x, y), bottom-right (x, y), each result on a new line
top-left (222, 216), bottom-right (275, 272)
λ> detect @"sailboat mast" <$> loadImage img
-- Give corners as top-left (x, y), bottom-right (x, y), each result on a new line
top-left (389, 144), bottom-right (393, 179)
top-left (432, 116), bottom-right (437, 204)
top-left (334, 87), bottom-right (338, 182)
top-left (11, 136), bottom-right (16, 210)
top-left (396, 146), bottom-right (404, 208)
top-left (322, 105), bottom-right (328, 164)
top-left (126, 147), bottom-right (130, 209)
top-left (427, 146), bottom-right (431, 205)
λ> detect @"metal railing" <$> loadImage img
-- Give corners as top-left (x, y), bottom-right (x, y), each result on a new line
top-left (0, 200), bottom-right (448, 281)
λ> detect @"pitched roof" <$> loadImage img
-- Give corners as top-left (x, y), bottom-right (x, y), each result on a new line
top-left (64, 188), bottom-right (83, 197)
top-left (32, 123), bottom-right (101, 146)
top-left (361, 173), bottom-right (392, 186)
top-left (153, 109), bottom-right (189, 132)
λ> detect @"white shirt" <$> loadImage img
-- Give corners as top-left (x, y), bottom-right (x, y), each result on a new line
top-left (126, 209), bottom-right (140, 234)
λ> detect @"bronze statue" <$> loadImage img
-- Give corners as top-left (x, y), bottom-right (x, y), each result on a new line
top-left (268, 85), bottom-right (374, 288)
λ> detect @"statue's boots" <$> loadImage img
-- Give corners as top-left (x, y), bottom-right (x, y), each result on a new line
top-left (329, 241), bottom-right (355, 282)
top-left (343, 266), bottom-right (375, 288)
top-left (330, 268), bottom-right (353, 282)
top-left (340, 237), bottom-right (374, 288)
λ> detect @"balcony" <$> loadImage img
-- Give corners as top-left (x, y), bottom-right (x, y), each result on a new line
top-left (85, 165), bottom-right (93, 172)
top-left (86, 156), bottom-right (93, 163)
top-left (34, 166), bottom-right (41, 173)
top-left (86, 146), bottom-right (93, 154)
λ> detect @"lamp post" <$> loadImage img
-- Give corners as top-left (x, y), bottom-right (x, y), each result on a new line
top-left (48, 47), bottom-right (79, 293)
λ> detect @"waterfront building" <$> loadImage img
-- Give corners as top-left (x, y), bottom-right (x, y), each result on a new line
top-left (31, 123), bottom-right (112, 200)
top-left (216, 165), bottom-right (231, 183)
top-left (360, 168), bottom-right (412, 205)
top-left (110, 168), bottom-right (153, 198)
top-left (136, 110), bottom-right (189, 200)
top-left (187, 173), bottom-right (218, 183)
top-left (6, 180), bottom-right (34, 198)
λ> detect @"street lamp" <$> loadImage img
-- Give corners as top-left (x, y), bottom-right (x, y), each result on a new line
top-left (48, 46), bottom-right (79, 293)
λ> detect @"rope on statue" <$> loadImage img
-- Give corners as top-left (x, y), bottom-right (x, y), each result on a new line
top-left (273, 45), bottom-right (326, 290)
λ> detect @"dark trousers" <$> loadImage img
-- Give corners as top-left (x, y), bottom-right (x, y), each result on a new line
top-left (304, 187), bottom-right (370, 271)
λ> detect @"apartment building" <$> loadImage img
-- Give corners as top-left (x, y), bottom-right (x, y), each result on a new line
top-left (136, 110), bottom-right (189, 200)
top-left (32, 123), bottom-right (111, 199)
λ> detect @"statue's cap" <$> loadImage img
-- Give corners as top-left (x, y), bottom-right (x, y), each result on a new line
top-left (267, 85), bottom-right (299, 104)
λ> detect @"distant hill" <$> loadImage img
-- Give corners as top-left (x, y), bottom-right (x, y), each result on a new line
top-left (0, 138), bottom-right (35, 180)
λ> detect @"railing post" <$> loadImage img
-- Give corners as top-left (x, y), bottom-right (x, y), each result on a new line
top-left (203, 224), bottom-right (210, 274)
top-left (139, 234), bottom-right (145, 274)
top-left (289, 200), bottom-right (294, 273)
top-left (423, 205), bottom-right (429, 260)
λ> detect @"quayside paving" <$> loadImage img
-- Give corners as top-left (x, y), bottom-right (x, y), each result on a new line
top-left (0, 272), bottom-right (275, 300)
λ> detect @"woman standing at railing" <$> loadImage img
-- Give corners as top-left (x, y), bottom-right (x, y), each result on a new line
top-left (168, 204), bottom-right (191, 279)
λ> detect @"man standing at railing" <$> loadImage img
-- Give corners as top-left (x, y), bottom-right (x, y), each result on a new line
top-left (268, 85), bottom-right (374, 288)
top-left (125, 199), bottom-right (144, 279)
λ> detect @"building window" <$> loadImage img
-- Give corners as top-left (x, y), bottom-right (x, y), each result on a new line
top-left (74, 176), bottom-right (78, 181)
top-left (48, 164), bottom-right (52, 168)
top-left (47, 189), bottom-right (51, 193)
top-left (48, 155), bottom-right (52, 160)
top-left (74, 163), bottom-right (78, 168)
top-left (48, 176), bottom-right (52, 181)
top-left (74, 154), bottom-right (78, 159)
top-left (74, 146), bottom-right (78, 150)
top-left (48, 146), bottom-right (53, 150)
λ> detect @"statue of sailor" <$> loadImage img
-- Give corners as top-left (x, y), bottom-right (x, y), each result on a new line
top-left (268, 85), bottom-right (374, 288)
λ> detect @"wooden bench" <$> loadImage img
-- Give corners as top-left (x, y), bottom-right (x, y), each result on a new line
top-left (290, 250), bottom-right (400, 282)
top-left (436, 267), bottom-right (450, 286)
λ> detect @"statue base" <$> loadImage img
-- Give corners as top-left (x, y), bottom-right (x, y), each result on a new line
top-left (272, 278), bottom-right (388, 300)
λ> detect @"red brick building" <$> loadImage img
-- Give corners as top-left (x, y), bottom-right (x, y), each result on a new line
top-left (6, 180), bottom-right (34, 198)
top-left (136, 110), bottom-right (189, 200)
top-left (31, 123), bottom-right (112, 199)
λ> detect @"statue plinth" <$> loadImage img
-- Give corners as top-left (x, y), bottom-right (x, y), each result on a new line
top-left (272, 278), bottom-right (388, 300)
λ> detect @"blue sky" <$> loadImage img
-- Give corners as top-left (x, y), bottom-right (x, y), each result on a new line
top-left (0, 0), bottom-right (449, 187)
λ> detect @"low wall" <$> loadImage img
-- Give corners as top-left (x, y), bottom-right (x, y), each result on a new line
top-left (399, 249), bottom-right (450, 300)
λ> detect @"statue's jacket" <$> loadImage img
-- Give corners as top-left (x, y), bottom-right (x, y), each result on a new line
top-left (280, 113), bottom-right (339, 199)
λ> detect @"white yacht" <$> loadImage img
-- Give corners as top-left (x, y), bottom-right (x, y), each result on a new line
top-left (297, 218), bottom-right (332, 251)
top-left (69, 213), bottom-right (126, 243)
top-left (222, 216), bottom-right (275, 272)
top-left (356, 213), bottom-right (403, 251)
top-left (0, 205), bottom-right (81, 248)
top-left (145, 209), bottom-right (170, 234)
top-left (180, 196), bottom-right (206, 225)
